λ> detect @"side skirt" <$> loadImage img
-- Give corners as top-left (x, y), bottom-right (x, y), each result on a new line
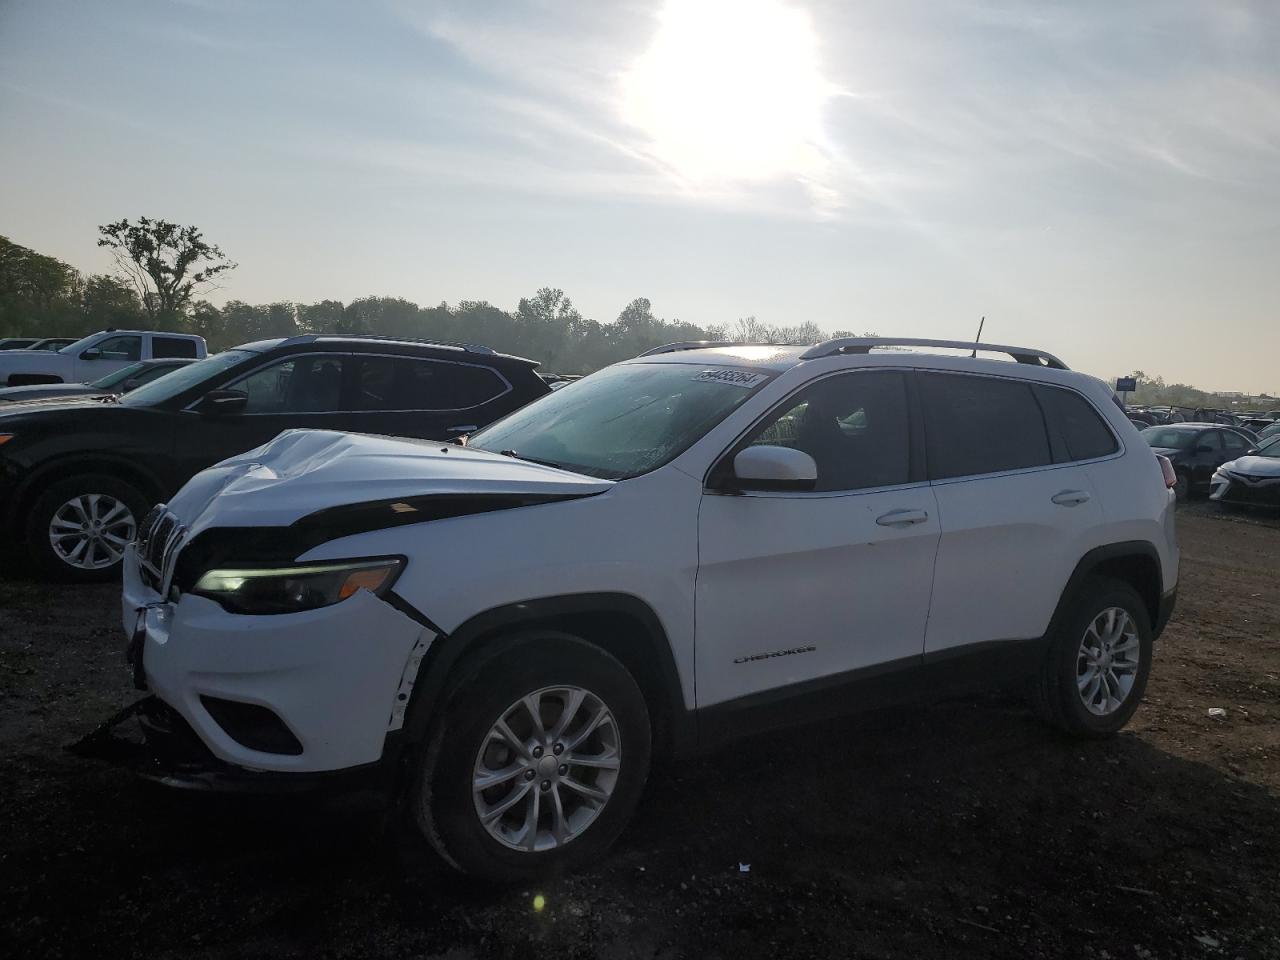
top-left (695, 637), bottom-right (1049, 750)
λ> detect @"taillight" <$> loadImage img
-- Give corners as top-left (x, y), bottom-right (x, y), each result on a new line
top-left (1156, 454), bottom-right (1177, 489)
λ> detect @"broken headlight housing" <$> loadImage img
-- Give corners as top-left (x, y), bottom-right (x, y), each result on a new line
top-left (192, 557), bottom-right (404, 615)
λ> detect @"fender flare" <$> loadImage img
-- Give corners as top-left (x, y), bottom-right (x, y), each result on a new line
top-left (5, 453), bottom-right (169, 533)
top-left (395, 591), bottom-right (694, 756)
top-left (1048, 540), bottom-right (1166, 639)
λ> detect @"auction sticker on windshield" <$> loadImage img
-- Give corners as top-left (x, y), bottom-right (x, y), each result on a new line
top-left (692, 369), bottom-right (770, 389)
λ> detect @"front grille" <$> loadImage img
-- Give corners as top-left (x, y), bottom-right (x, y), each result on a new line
top-left (135, 505), bottom-right (186, 592)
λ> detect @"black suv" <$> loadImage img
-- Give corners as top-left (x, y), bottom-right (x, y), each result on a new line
top-left (0, 335), bottom-right (549, 580)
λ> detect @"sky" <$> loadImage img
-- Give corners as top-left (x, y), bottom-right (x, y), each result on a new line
top-left (1, 0), bottom-right (1277, 392)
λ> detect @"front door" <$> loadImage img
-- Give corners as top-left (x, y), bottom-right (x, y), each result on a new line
top-left (174, 353), bottom-right (352, 479)
top-left (695, 370), bottom-right (939, 708)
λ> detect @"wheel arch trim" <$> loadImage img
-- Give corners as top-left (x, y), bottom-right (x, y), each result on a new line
top-left (396, 592), bottom-right (694, 759)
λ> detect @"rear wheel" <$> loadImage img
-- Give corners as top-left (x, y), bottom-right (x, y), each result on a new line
top-left (1034, 577), bottom-right (1153, 737)
top-left (1172, 471), bottom-right (1190, 502)
top-left (412, 633), bottom-right (651, 881)
top-left (26, 474), bottom-right (149, 582)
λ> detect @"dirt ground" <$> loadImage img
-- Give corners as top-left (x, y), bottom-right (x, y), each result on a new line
top-left (2, 503), bottom-right (1278, 960)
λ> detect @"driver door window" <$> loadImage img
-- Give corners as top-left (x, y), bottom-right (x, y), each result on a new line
top-left (228, 356), bottom-right (346, 414)
top-left (94, 335), bottom-right (142, 361)
top-left (744, 371), bottom-right (911, 491)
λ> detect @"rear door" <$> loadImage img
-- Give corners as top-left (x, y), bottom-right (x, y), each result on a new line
top-left (921, 372), bottom-right (1105, 659)
top-left (1190, 430), bottom-right (1223, 488)
top-left (345, 354), bottom-right (517, 440)
top-left (696, 369), bottom-right (938, 707)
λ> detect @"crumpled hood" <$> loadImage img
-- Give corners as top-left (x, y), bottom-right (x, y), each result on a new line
top-left (167, 429), bottom-right (613, 536)
top-left (1220, 455), bottom-right (1280, 479)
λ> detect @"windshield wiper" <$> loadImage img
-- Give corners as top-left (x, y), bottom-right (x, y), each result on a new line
top-left (497, 449), bottom-right (567, 470)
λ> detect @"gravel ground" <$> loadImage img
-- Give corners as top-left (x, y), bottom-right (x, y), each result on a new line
top-left (2, 503), bottom-right (1278, 960)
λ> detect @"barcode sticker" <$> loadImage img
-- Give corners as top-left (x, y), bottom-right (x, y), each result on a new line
top-left (692, 369), bottom-right (769, 389)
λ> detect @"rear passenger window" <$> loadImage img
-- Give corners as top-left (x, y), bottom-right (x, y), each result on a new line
top-left (920, 373), bottom-right (1051, 479)
top-left (153, 336), bottom-right (199, 359)
top-left (353, 357), bottom-right (508, 411)
top-left (1035, 385), bottom-right (1118, 462)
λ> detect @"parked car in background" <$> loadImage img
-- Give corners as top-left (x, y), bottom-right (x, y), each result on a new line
top-left (99, 337), bottom-right (1177, 880)
top-left (1140, 423), bottom-right (1257, 500)
top-left (1258, 421), bottom-right (1280, 442)
top-left (0, 329), bottom-right (206, 386)
top-left (0, 358), bottom-right (196, 404)
top-left (1210, 435), bottom-right (1280, 508)
top-left (28, 337), bottom-right (78, 351)
top-left (0, 335), bottom-right (549, 580)
top-left (0, 338), bottom-right (40, 350)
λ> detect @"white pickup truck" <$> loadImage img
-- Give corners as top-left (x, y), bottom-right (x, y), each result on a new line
top-left (0, 330), bottom-right (207, 386)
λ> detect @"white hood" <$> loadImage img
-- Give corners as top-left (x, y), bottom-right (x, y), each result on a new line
top-left (167, 429), bottom-right (612, 536)
top-left (1221, 455), bottom-right (1280, 479)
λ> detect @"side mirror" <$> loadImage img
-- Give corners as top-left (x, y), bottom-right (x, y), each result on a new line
top-left (732, 445), bottom-right (818, 492)
top-left (1245, 447), bottom-right (1260, 456)
top-left (80, 347), bottom-right (102, 360)
top-left (197, 389), bottom-right (249, 415)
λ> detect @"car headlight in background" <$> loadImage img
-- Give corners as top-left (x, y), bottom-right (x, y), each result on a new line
top-left (0, 434), bottom-right (15, 446)
top-left (192, 557), bottom-right (404, 614)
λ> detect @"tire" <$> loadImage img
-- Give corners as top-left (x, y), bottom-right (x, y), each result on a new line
top-left (412, 632), bottom-right (652, 881)
top-left (26, 474), bottom-right (150, 582)
top-left (1172, 471), bottom-right (1190, 502)
top-left (1034, 577), bottom-right (1153, 738)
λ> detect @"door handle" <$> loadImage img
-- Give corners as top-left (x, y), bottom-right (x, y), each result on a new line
top-left (875, 508), bottom-right (929, 527)
top-left (446, 425), bottom-right (478, 433)
top-left (1051, 490), bottom-right (1091, 507)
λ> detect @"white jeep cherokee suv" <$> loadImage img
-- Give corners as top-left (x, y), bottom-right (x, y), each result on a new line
top-left (107, 337), bottom-right (1178, 880)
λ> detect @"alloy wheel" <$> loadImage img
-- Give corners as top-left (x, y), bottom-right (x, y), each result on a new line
top-left (1076, 606), bottom-right (1141, 716)
top-left (48, 494), bottom-right (137, 570)
top-left (472, 685), bottom-right (621, 853)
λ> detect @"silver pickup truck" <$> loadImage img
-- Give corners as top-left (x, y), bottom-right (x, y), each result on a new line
top-left (0, 329), bottom-right (207, 386)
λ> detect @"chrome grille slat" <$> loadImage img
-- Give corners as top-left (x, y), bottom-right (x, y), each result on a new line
top-left (135, 505), bottom-right (185, 593)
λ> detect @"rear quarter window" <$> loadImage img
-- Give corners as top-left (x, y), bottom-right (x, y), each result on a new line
top-left (919, 372), bottom-right (1052, 480)
top-left (1035, 385), bottom-right (1119, 462)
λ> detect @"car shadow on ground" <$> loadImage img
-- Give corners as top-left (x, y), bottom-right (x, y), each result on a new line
top-left (4, 694), bottom-right (1278, 959)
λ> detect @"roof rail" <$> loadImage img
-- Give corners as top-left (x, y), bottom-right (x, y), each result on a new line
top-left (639, 340), bottom-right (790, 357)
top-left (799, 337), bottom-right (1068, 370)
top-left (278, 334), bottom-right (497, 355)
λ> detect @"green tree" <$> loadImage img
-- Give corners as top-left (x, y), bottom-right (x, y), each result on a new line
top-left (97, 217), bottom-right (236, 324)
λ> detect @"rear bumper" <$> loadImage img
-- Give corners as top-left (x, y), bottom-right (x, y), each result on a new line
top-left (1154, 587), bottom-right (1177, 640)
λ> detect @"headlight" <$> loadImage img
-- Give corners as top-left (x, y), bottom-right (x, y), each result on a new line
top-left (192, 557), bottom-right (403, 615)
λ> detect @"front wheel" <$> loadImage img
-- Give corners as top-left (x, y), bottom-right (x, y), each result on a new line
top-left (1034, 577), bottom-right (1153, 737)
top-left (412, 633), bottom-right (652, 881)
top-left (26, 474), bottom-right (149, 582)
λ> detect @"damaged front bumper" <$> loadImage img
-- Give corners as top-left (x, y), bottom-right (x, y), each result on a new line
top-left (68, 695), bottom-right (399, 792)
top-left (71, 544), bottom-right (438, 790)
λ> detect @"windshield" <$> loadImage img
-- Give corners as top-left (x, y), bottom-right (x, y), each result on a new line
top-left (57, 333), bottom-right (100, 355)
top-left (1256, 435), bottom-right (1280, 458)
top-left (1141, 427), bottom-right (1197, 450)
top-left (87, 361), bottom-right (148, 389)
top-left (468, 362), bottom-right (775, 480)
top-left (118, 350), bottom-right (256, 407)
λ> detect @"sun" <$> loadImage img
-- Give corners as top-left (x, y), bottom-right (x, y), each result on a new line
top-left (621, 0), bottom-right (830, 187)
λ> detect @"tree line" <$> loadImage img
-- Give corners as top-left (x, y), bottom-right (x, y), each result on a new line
top-left (1, 227), bottom-right (852, 374)
top-left (8, 219), bottom-right (1263, 399)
